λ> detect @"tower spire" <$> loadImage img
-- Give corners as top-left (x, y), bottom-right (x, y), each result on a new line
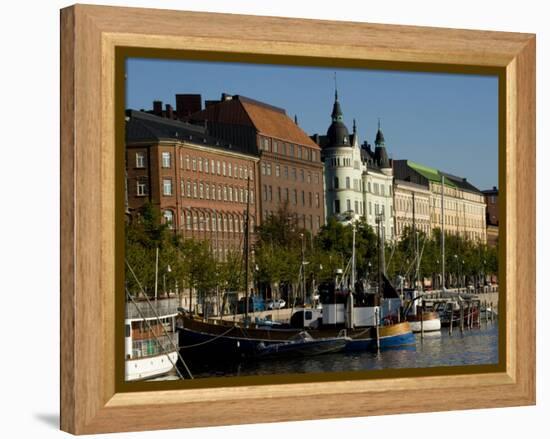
top-left (334, 72), bottom-right (338, 101)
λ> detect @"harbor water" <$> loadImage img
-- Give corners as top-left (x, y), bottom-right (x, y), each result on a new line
top-left (178, 320), bottom-right (499, 379)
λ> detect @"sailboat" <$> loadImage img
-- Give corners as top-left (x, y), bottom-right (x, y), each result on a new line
top-left (404, 191), bottom-right (441, 333)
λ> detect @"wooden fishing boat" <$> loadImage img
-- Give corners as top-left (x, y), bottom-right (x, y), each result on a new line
top-left (177, 313), bottom-right (414, 356)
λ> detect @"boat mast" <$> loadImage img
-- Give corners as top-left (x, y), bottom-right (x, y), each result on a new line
top-left (244, 176), bottom-right (251, 324)
top-left (412, 192), bottom-right (420, 290)
top-left (441, 174), bottom-right (445, 290)
top-left (154, 247), bottom-right (159, 301)
top-left (351, 224), bottom-right (356, 291)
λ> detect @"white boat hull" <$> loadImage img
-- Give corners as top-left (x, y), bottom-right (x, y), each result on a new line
top-left (408, 318), bottom-right (441, 333)
top-left (125, 351), bottom-right (178, 381)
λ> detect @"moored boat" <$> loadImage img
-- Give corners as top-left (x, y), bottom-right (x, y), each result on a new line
top-left (406, 311), bottom-right (442, 332)
top-left (125, 297), bottom-right (181, 381)
top-left (254, 331), bottom-right (348, 359)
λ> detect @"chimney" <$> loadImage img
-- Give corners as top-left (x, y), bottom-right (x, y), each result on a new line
top-left (165, 104), bottom-right (174, 119)
top-left (221, 93), bottom-right (233, 101)
top-left (153, 100), bottom-right (163, 116)
top-left (175, 94), bottom-right (202, 121)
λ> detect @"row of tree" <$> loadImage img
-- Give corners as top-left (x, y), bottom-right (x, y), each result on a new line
top-left (126, 202), bottom-right (498, 303)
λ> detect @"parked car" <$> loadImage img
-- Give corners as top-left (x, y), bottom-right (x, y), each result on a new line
top-left (266, 299), bottom-right (286, 310)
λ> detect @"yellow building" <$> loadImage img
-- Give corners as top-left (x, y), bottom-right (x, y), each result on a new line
top-left (393, 160), bottom-right (486, 243)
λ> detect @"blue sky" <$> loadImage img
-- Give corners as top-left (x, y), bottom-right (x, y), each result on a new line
top-left (126, 58), bottom-right (498, 190)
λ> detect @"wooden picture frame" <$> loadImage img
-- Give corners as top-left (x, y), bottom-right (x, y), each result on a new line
top-left (60, 4), bottom-right (535, 434)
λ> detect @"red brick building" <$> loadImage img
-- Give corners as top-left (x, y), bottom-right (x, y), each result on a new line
top-left (482, 186), bottom-right (499, 247)
top-left (187, 94), bottom-right (325, 235)
top-left (125, 110), bottom-right (259, 259)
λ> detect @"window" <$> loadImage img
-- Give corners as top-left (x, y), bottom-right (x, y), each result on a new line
top-left (284, 166), bottom-right (289, 178)
top-left (136, 177), bottom-right (148, 196)
top-left (278, 187), bottom-right (282, 201)
top-left (223, 162), bottom-right (226, 176)
top-left (244, 167), bottom-right (249, 180)
top-left (263, 185), bottom-right (268, 201)
top-left (334, 177), bottom-right (339, 189)
top-left (293, 189), bottom-right (298, 205)
top-left (163, 210), bottom-right (174, 228)
top-left (301, 191), bottom-right (305, 205)
top-left (285, 188), bottom-right (289, 201)
top-left (199, 183), bottom-right (204, 199)
top-left (217, 161), bottom-right (221, 175)
top-left (315, 193), bottom-right (320, 208)
top-left (186, 180), bottom-right (191, 197)
top-left (205, 184), bottom-right (210, 200)
top-left (297, 146), bottom-right (302, 159)
top-left (273, 141), bottom-right (278, 153)
top-left (347, 199), bottom-right (351, 211)
top-left (300, 169), bottom-right (304, 182)
top-left (163, 179), bottom-right (172, 196)
top-left (135, 152), bottom-right (145, 168)
top-left (204, 159), bottom-right (209, 174)
top-left (335, 199), bottom-right (340, 214)
top-left (289, 144), bottom-right (294, 156)
top-left (162, 152), bottom-right (171, 168)
top-left (275, 164), bottom-right (280, 177)
top-left (355, 200), bottom-right (359, 213)
top-left (192, 157), bottom-right (196, 171)
top-left (193, 182), bottom-right (197, 198)
top-left (266, 163), bottom-right (272, 176)
top-left (269, 186), bottom-right (273, 201)
top-left (263, 138), bottom-right (269, 151)
top-left (291, 168), bottom-right (296, 180)
top-left (309, 192), bottom-right (312, 207)
top-left (198, 158), bottom-right (203, 172)
top-left (185, 155), bottom-right (190, 170)
top-left (346, 177), bottom-right (350, 189)
top-left (307, 172), bottom-right (311, 183)
top-left (228, 163), bottom-right (232, 177)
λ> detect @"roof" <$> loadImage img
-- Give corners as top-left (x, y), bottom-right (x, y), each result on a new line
top-left (125, 110), bottom-right (254, 157)
top-left (190, 95), bottom-right (320, 149)
top-left (400, 160), bottom-right (482, 194)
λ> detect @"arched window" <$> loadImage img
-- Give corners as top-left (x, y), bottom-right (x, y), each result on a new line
top-left (163, 210), bottom-right (174, 229)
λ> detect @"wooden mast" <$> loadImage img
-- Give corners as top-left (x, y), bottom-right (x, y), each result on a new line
top-left (244, 176), bottom-right (251, 324)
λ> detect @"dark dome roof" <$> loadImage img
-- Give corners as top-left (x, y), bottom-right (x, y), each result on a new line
top-left (326, 121), bottom-right (350, 147)
top-left (325, 90), bottom-right (350, 147)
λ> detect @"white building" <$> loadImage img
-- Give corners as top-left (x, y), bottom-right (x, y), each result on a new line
top-left (315, 91), bottom-right (394, 240)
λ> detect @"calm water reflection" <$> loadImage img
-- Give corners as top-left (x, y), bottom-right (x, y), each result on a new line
top-left (179, 321), bottom-right (499, 379)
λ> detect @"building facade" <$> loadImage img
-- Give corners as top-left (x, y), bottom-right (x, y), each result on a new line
top-left (393, 160), bottom-right (487, 243)
top-left (314, 91), bottom-right (394, 240)
top-left (125, 110), bottom-right (259, 259)
top-left (188, 94), bottom-right (326, 235)
top-left (393, 179), bottom-right (432, 239)
top-left (482, 186), bottom-right (499, 247)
